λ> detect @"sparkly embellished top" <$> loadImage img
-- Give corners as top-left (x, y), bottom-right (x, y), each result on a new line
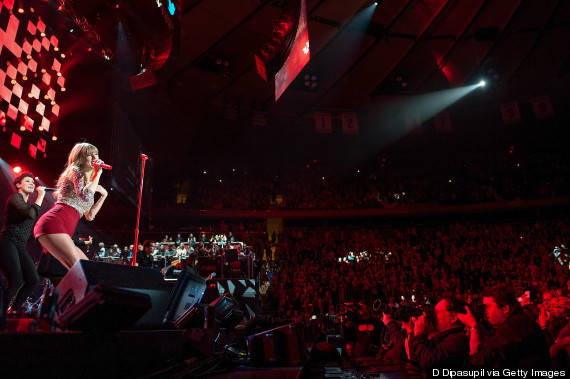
top-left (56, 167), bottom-right (94, 216)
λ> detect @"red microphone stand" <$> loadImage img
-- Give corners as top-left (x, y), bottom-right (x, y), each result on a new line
top-left (131, 153), bottom-right (149, 266)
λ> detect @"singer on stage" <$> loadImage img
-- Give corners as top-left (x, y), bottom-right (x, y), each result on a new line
top-left (34, 142), bottom-right (108, 269)
top-left (0, 173), bottom-right (46, 311)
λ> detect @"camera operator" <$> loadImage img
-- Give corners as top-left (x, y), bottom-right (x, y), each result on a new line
top-left (379, 308), bottom-right (413, 363)
top-left (343, 301), bottom-right (384, 358)
top-left (457, 284), bottom-right (550, 368)
top-left (408, 298), bottom-right (469, 370)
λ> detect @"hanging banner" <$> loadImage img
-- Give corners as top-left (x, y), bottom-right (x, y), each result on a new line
top-left (341, 112), bottom-right (358, 134)
top-left (531, 95), bottom-right (554, 119)
top-left (434, 111), bottom-right (452, 133)
top-left (223, 94), bottom-right (240, 121)
top-left (500, 101), bottom-right (522, 125)
top-left (251, 100), bottom-right (267, 126)
top-left (405, 114), bottom-right (422, 134)
top-left (315, 111), bottom-right (332, 134)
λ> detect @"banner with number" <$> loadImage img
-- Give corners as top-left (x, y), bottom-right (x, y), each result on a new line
top-left (500, 102), bottom-right (522, 125)
top-left (531, 95), bottom-right (554, 119)
top-left (434, 111), bottom-right (452, 133)
top-left (341, 112), bottom-right (358, 134)
top-left (405, 114), bottom-right (422, 134)
top-left (315, 111), bottom-right (332, 134)
top-left (251, 100), bottom-right (267, 126)
top-left (223, 94), bottom-right (240, 120)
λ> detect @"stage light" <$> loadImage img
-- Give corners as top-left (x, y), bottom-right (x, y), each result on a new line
top-left (23, 76), bottom-right (28, 81)
top-left (11, 79), bottom-right (16, 85)
top-left (52, 136), bottom-right (57, 141)
top-left (13, 166), bottom-right (22, 173)
top-left (478, 80), bottom-right (486, 87)
top-left (54, 47), bottom-right (59, 51)
top-left (57, 72), bottom-right (62, 77)
top-left (20, 126), bottom-right (26, 131)
top-left (18, 8), bottom-right (24, 14)
top-left (41, 32), bottom-right (46, 37)
top-left (38, 126), bottom-right (43, 131)
top-left (60, 54), bottom-right (66, 59)
top-left (60, 88), bottom-right (66, 92)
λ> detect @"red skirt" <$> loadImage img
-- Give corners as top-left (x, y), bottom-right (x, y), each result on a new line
top-left (34, 203), bottom-right (80, 238)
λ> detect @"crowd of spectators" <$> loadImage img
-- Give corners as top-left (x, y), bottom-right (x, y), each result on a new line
top-left (161, 149), bottom-right (569, 210)
top-left (265, 216), bottom-right (570, 368)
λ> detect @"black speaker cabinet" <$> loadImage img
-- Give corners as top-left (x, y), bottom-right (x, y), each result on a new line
top-left (248, 322), bottom-right (308, 366)
top-left (55, 260), bottom-right (171, 330)
top-left (207, 279), bottom-right (261, 320)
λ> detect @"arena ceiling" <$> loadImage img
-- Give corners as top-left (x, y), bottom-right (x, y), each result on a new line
top-left (3, 0), bottom-right (570, 172)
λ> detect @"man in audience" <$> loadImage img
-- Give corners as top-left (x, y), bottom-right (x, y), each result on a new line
top-left (409, 298), bottom-right (469, 369)
top-left (458, 284), bottom-right (550, 368)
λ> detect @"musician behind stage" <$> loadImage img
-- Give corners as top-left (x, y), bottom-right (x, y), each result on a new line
top-left (136, 240), bottom-right (155, 268)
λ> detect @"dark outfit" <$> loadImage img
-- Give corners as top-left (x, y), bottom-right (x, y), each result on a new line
top-left (345, 316), bottom-right (385, 358)
top-left (410, 326), bottom-right (469, 369)
top-left (0, 193), bottom-right (40, 309)
top-left (469, 309), bottom-right (550, 368)
top-left (380, 320), bottom-right (410, 362)
top-left (137, 253), bottom-right (154, 268)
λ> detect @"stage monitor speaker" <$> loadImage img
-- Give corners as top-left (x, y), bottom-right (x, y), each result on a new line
top-left (58, 284), bottom-right (152, 332)
top-left (55, 260), bottom-right (171, 330)
top-left (248, 322), bottom-right (308, 366)
top-left (163, 268), bottom-right (207, 324)
top-left (208, 279), bottom-right (261, 320)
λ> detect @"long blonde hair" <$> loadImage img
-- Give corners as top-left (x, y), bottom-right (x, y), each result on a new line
top-left (55, 142), bottom-right (98, 194)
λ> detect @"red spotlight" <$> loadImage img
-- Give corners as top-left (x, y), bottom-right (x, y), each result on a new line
top-left (13, 166), bottom-right (22, 173)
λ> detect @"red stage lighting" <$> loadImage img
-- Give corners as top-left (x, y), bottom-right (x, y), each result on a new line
top-left (13, 166), bottom-right (22, 173)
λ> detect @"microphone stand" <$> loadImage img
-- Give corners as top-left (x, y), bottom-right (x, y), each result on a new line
top-left (131, 153), bottom-right (149, 266)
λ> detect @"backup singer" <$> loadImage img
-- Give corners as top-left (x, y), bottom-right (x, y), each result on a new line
top-left (0, 173), bottom-right (46, 311)
top-left (34, 142), bottom-right (108, 269)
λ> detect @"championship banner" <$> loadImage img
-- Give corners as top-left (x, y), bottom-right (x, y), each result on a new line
top-left (500, 101), bottom-right (522, 125)
top-left (405, 114), bottom-right (422, 134)
top-left (531, 95), bottom-right (554, 119)
top-left (315, 111), bottom-right (332, 134)
top-left (251, 100), bottom-right (268, 126)
top-left (223, 94), bottom-right (240, 121)
top-left (341, 112), bottom-right (358, 134)
top-left (434, 111), bottom-right (452, 133)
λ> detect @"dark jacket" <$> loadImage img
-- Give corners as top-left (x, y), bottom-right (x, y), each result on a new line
top-left (381, 320), bottom-right (410, 362)
top-left (410, 325), bottom-right (469, 369)
top-left (469, 309), bottom-right (550, 368)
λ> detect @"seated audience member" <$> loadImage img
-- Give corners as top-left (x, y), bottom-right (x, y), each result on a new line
top-left (458, 284), bottom-right (550, 368)
top-left (136, 240), bottom-right (155, 268)
top-left (539, 295), bottom-right (570, 346)
top-left (409, 298), bottom-right (469, 369)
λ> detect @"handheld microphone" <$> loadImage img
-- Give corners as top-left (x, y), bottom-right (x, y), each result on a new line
top-left (44, 188), bottom-right (57, 191)
top-left (96, 162), bottom-right (112, 170)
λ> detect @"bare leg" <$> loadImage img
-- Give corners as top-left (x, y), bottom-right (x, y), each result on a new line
top-left (37, 233), bottom-right (88, 270)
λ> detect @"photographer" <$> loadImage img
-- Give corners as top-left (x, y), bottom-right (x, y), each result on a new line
top-left (343, 301), bottom-right (384, 358)
top-left (376, 308), bottom-right (413, 362)
top-left (457, 284), bottom-right (550, 368)
top-left (409, 298), bottom-right (469, 370)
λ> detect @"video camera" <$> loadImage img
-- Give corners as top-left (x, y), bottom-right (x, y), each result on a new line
top-left (373, 300), bottom-right (425, 322)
